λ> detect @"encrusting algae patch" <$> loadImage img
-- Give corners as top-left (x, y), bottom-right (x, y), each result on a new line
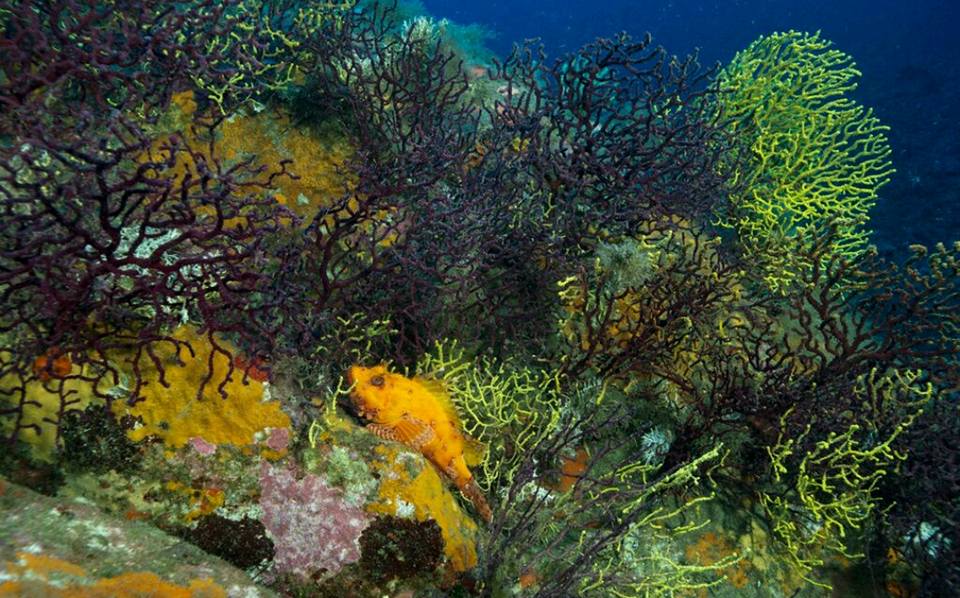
top-left (115, 325), bottom-right (290, 452)
top-left (685, 531), bottom-right (751, 592)
top-left (548, 446), bottom-right (590, 493)
top-left (164, 481), bottom-right (226, 522)
top-left (305, 402), bottom-right (479, 572)
top-left (0, 552), bottom-right (227, 597)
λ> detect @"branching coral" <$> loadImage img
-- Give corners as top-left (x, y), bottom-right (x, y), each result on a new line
top-left (760, 402), bottom-right (919, 588)
top-left (750, 236), bottom-right (959, 443)
top-left (549, 216), bottom-right (957, 592)
top-left (656, 231), bottom-right (958, 471)
top-left (716, 31), bottom-right (894, 292)
top-left (279, 5), bottom-right (744, 361)
top-left (475, 376), bottom-right (729, 597)
top-left (2, 3), bottom-right (956, 597)
top-left (490, 34), bottom-right (740, 246)
top-left (556, 217), bottom-right (752, 384)
top-left (710, 236), bottom-right (959, 589)
top-left (0, 0), bottom-right (304, 450)
top-left (271, 2), bottom-right (497, 359)
top-left (185, 0), bottom-right (359, 113)
top-left (865, 253), bottom-right (960, 595)
top-left (878, 393), bottom-right (960, 597)
top-left (575, 450), bottom-right (736, 598)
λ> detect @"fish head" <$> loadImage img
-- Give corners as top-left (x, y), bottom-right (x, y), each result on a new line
top-left (346, 364), bottom-right (394, 422)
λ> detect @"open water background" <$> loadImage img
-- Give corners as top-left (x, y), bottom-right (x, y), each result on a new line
top-left (423, 0), bottom-right (960, 259)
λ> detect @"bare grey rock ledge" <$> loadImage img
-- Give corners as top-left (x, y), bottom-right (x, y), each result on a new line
top-left (0, 475), bottom-right (276, 597)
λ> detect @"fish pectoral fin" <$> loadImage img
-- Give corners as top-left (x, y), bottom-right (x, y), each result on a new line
top-left (366, 423), bottom-right (400, 442)
top-left (393, 414), bottom-right (435, 449)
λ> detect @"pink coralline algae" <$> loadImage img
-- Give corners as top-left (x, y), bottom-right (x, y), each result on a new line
top-left (258, 462), bottom-right (371, 578)
top-left (264, 427), bottom-right (291, 452)
top-left (190, 437), bottom-right (218, 456)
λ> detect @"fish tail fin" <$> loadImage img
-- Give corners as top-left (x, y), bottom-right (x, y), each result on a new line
top-left (462, 478), bottom-right (492, 523)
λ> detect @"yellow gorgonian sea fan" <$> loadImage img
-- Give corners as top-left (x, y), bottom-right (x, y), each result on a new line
top-left (716, 31), bottom-right (893, 292)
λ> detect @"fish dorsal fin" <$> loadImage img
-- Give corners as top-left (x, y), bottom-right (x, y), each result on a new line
top-left (414, 376), bottom-right (462, 425)
top-left (463, 434), bottom-right (487, 467)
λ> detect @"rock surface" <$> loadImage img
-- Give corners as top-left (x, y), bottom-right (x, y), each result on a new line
top-left (0, 476), bottom-right (274, 596)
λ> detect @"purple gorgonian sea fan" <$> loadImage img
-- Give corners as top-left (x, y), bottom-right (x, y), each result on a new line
top-left (285, 2), bottom-right (744, 363)
top-left (0, 0), bottom-right (298, 449)
top-left (486, 33), bottom-right (743, 253)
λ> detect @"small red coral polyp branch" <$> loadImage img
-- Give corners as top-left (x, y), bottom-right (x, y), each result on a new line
top-left (31, 349), bottom-right (72, 382)
top-left (233, 354), bottom-right (270, 383)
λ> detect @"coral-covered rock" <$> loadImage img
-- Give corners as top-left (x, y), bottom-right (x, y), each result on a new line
top-left (0, 560), bottom-right (230, 598)
top-left (367, 445), bottom-right (480, 573)
top-left (305, 409), bottom-right (481, 574)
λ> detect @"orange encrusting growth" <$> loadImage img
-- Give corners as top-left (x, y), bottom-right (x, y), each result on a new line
top-left (367, 444), bottom-right (480, 572)
top-left (685, 531), bottom-right (751, 591)
top-left (113, 325), bottom-right (290, 452)
top-left (148, 91), bottom-right (357, 228)
top-left (215, 107), bottom-right (356, 225)
top-left (551, 446), bottom-right (589, 493)
top-left (0, 551), bottom-right (227, 597)
top-left (347, 364), bottom-right (492, 522)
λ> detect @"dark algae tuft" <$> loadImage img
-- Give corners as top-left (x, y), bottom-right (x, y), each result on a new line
top-left (59, 405), bottom-right (142, 474)
top-left (359, 516), bottom-right (444, 580)
top-left (187, 515), bottom-right (276, 570)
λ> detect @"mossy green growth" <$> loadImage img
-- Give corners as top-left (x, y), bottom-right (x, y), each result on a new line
top-left (716, 31), bottom-right (893, 293)
top-left (302, 445), bottom-right (378, 507)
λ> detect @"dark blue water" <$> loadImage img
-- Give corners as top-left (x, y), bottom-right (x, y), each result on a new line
top-left (423, 0), bottom-right (960, 258)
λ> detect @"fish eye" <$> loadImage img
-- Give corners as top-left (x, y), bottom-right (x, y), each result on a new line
top-left (370, 375), bottom-right (384, 387)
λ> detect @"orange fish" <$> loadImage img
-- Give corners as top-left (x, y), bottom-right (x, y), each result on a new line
top-left (346, 364), bottom-right (492, 522)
